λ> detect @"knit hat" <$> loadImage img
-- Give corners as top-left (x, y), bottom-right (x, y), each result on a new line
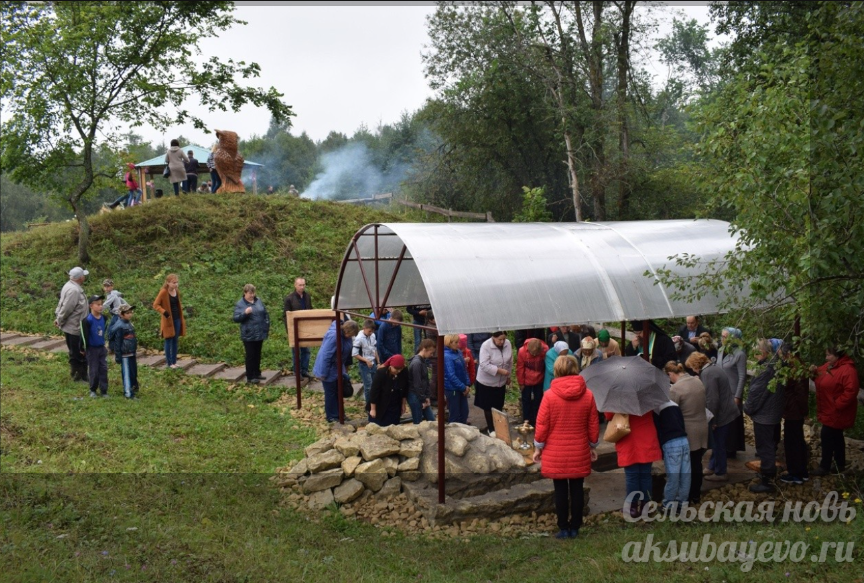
top-left (581, 338), bottom-right (596, 351)
top-left (382, 354), bottom-right (406, 369)
top-left (597, 329), bottom-right (610, 343)
top-left (458, 334), bottom-right (468, 351)
top-left (553, 341), bottom-right (570, 354)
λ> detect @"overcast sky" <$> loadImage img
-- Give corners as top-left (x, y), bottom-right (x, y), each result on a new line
top-left (130, 2), bottom-right (716, 149)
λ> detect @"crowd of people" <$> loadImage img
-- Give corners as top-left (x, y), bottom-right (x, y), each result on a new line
top-left (53, 266), bottom-right (860, 537)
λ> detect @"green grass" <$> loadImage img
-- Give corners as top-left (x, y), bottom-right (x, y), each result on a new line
top-left (2, 347), bottom-right (862, 582)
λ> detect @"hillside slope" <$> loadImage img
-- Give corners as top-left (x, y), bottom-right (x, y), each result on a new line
top-left (0, 195), bottom-right (404, 369)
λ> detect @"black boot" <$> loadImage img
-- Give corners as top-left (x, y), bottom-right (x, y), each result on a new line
top-left (749, 471), bottom-right (776, 494)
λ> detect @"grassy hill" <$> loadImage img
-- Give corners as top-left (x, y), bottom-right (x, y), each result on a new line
top-left (0, 195), bottom-right (406, 369)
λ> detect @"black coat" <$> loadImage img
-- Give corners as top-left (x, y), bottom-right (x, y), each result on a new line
top-left (677, 324), bottom-right (710, 344)
top-left (233, 296), bottom-right (270, 342)
top-left (367, 366), bottom-right (409, 413)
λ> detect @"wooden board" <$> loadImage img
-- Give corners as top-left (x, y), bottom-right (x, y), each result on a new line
top-left (490, 408), bottom-right (512, 447)
top-left (286, 309), bottom-right (335, 348)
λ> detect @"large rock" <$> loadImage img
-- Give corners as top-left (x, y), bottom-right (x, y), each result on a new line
top-left (286, 458), bottom-right (308, 476)
top-left (306, 449), bottom-right (345, 473)
top-left (341, 455), bottom-right (363, 478)
top-left (354, 458), bottom-right (388, 492)
top-left (486, 441), bottom-right (526, 471)
top-left (382, 456), bottom-right (399, 477)
top-left (399, 438), bottom-right (423, 459)
top-left (386, 424), bottom-right (420, 441)
top-left (397, 457), bottom-right (420, 472)
top-left (334, 437), bottom-right (360, 458)
top-left (364, 423), bottom-right (387, 435)
top-left (446, 424), bottom-right (481, 442)
top-left (333, 478), bottom-right (365, 504)
top-left (302, 468), bottom-right (344, 494)
top-left (356, 433), bottom-right (401, 461)
top-left (462, 449), bottom-right (493, 474)
top-left (330, 423), bottom-right (356, 437)
top-left (307, 489), bottom-right (335, 510)
top-left (305, 437), bottom-right (336, 458)
top-left (377, 477), bottom-right (402, 499)
top-left (444, 434), bottom-right (469, 457)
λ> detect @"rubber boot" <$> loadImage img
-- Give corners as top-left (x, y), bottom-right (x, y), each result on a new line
top-left (749, 470), bottom-right (776, 494)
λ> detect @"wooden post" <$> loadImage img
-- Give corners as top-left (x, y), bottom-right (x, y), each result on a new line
top-left (252, 168), bottom-right (257, 195)
top-left (437, 334), bottom-right (446, 504)
top-left (138, 167), bottom-right (147, 203)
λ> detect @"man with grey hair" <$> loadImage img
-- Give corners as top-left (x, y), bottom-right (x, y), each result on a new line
top-left (55, 266), bottom-right (90, 381)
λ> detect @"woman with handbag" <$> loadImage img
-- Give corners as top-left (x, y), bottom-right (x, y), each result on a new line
top-left (533, 355), bottom-right (599, 539)
top-left (164, 139), bottom-right (188, 196)
top-left (604, 408), bottom-right (662, 519)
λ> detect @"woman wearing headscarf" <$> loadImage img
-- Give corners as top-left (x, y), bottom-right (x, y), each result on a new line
top-left (475, 332), bottom-right (513, 434)
top-left (164, 139), bottom-right (188, 196)
top-left (685, 352), bottom-right (740, 482)
top-left (544, 341), bottom-right (571, 392)
top-left (811, 346), bottom-right (859, 475)
top-left (575, 337), bottom-right (603, 371)
top-left (533, 355), bottom-right (599, 539)
top-left (459, 334), bottom-right (477, 386)
top-left (717, 327), bottom-right (747, 458)
top-left (367, 354), bottom-right (409, 427)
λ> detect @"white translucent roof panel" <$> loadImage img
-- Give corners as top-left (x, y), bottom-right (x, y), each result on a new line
top-left (335, 220), bottom-right (740, 335)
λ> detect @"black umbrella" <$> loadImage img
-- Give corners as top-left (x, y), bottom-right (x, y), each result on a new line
top-left (579, 356), bottom-right (670, 416)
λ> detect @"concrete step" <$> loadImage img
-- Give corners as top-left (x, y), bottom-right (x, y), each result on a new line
top-left (258, 370), bottom-right (282, 386)
top-left (2, 335), bottom-right (42, 347)
top-left (29, 338), bottom-right (68, 351)
top-left (212, 367), bottom-right (247, 382)
top-left (156, 358), bottom-right (197, 371)
top-left (186, 362), bottom-right (227, 378)
top-left (137, 354), bottom-right (166, 367)
top-left (0, 332), bottom-right (21, 342)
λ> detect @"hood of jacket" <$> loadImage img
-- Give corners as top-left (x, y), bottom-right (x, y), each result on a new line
top-left (169, 145), bottom-right (181, 153)
top-left (549, 374), bottom-right (587, 401)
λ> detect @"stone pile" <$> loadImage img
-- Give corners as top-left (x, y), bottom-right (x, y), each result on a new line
top-left (274, 421), bottom-right (574, 526)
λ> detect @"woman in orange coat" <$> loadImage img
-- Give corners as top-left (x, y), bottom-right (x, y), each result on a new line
top-left (152, 273), bottom-right (186, 368)
top-left (533, 355), bottom-right (599, 539)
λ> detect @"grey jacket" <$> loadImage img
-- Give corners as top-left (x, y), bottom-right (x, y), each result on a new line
top-left (699, 362), bottom-right (740, 428)
top-left (233, 296), bottom-right (270, 342)
top-left (164, 146), bottom-right (188, 184)
top-left (744, 358), bottom-right (785, 425)
top-left (55, 279), bottom-right (88, 334)
top-left (718, 346), bottom-right (748, 399)
top-left (103, 289), bottom-right (124, 316)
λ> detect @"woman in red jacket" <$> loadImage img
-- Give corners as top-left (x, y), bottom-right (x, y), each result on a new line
top-left (605, 409), bottom-right (662, 519)
top-left (811, 348), bottom-right (859, 475)
top-left (517, 338), bottom-right (548, 426)
top-left (533, 355), bottom-right (599, 539)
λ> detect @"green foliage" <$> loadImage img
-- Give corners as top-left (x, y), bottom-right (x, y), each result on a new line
top-left (512, 186), bottom-right (552, 223)
top-left (659, 2), bottom-right (864, 364)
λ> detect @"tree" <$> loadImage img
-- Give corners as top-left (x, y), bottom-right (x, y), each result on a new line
top-left (659, 2), bottom-right (864, 362)
top-left (0, 1), bottom-right (293, 263)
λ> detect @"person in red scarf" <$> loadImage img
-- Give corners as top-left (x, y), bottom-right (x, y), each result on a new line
top-left (368, 354), bottom-right (409, 426)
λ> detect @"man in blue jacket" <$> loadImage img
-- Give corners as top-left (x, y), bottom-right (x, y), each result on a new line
top-left (377, 309), bottom-right (404, 363)
top-left (313, 319), bottom-right (360, 423)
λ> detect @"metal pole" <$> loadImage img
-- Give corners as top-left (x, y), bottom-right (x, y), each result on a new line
top-left (621, 321), bottom-right (626, 350)
top-left (437, 334), bottom-right (446, 504)
top-left (335, 313), bottom-right (344, 424)
top-left (374, 225), bottom-right (380, 318)
top-left (641, 320), bottom-right (650, 363)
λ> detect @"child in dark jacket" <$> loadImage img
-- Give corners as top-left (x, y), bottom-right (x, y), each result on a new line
top-left (109, 304), bottom-right (139, 399)
top-left (81, 295), bottom-right (109, 397)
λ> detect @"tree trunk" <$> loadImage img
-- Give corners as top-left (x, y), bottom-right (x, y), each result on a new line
top-left (616, 1), bottom-right (635, 219)
top-left (563, 127), bottom-right (582, 222)
top-left (589, 0), bottom-right (606, 221)
top-left (69, 198), bottom-right (91, 264)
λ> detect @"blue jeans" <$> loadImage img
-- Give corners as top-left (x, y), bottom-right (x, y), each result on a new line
top-left (121, 355), bottom-right (138, 398)
top-left (127, 188), bottom-right (141, 206)
top-left (164, 318), bottom-right (181, 365)
top-left (210, 170), bottom-right (221, 193)
top-left (407, 392), bottom-right (435, 424)
top-left (322, 380), bottom-right (339, 422)
top-left (445, 389), bottom-right (468, 424)
top-left (624, 463), bottom-right (653, 507)
top-left (662, 437), bottom-right (691, 507)
top-left (294, 347), bottom-right (311, 377)
top-left (708, 422), bottom-right (731, 476)
top-left (358, 361), bottom-right (377, 404)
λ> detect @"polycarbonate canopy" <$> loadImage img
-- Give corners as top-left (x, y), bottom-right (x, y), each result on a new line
top-left (334, 220), bottom-right (741, 335)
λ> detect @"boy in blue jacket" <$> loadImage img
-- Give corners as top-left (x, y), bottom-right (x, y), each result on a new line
top-left (81, 295), bottom-right (109, 397)
top-left (109, 304), bottom-right (139, 399)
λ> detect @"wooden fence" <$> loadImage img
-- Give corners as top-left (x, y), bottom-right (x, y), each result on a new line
top-left (338, 192), bottom-right (494, 222)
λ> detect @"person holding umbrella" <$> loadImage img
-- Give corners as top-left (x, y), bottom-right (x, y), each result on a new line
top-left (580, 356), bottom-right (667, 519)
